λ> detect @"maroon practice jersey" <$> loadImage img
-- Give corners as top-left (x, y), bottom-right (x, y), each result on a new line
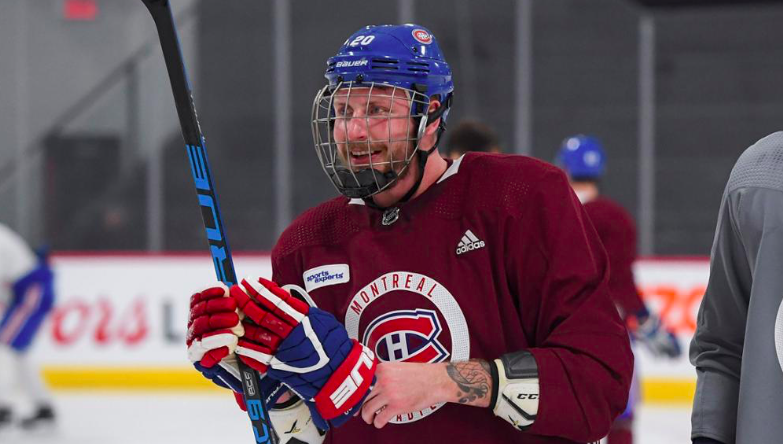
top-left (271, 153), bottom-right (633, 443)
top-left (582, 197), bottom-right (646, 318)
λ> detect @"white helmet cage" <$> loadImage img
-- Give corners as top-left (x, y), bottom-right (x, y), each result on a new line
top-left (311, 81), bottom-right (432, 199)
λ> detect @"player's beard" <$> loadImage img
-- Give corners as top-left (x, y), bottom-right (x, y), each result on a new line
top-left (340, 141), bottom-right (412, 176)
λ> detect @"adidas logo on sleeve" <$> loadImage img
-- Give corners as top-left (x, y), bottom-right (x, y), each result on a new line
top-left (456, 229), bottom-right (486, 255)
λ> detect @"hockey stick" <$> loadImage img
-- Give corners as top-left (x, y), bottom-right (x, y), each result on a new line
top-left (140, 1), bottom-right (276, 443)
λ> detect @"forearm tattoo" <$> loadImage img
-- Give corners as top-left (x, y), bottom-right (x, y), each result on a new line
top-left (445, 359), bottom-right (493, 405)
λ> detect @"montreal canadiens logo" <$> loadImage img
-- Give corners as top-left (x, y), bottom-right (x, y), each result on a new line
top-left (345, 271), bottom-right (470, 424)
top-left (363, 309), bottom-right (449, 363)
top-left (412, 29), bottom-right (433, 45)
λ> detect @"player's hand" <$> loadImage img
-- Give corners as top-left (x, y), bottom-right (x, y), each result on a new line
top-left (359, 362), bottom-right (448, 429)
top-left (231, 277), bottom-right (377, 430)
top-left (634, 313), bottom-right (681, 358)
top-left (186, 284), bottom-right (246, 392)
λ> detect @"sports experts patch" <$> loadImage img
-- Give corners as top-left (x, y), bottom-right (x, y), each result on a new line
top-left (303, 264), bottom-right (350, 292)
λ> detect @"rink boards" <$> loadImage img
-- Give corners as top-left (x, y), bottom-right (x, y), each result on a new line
top-left (32, 254), bottom-right (708, 404)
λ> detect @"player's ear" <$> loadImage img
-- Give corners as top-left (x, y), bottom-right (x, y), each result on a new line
top-left (427, 98), bottom-right (442, 114)
top-left (424, 99), bottom-right (442, 137)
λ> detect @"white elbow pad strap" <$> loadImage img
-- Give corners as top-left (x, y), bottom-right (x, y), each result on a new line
top-left (269, 397), bottom-right (326, 444)
top-left (490, 350), bottom-right (540, 431)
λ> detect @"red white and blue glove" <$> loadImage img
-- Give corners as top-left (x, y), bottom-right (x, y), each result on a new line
top-left (187, 284), bottom-right (245, 391)
top-left (632, 311), bottom-right (682, 359)
top-left (186, 284), bottom-right (284, 407)
top-left (231, 277), bottom-right (377, 430)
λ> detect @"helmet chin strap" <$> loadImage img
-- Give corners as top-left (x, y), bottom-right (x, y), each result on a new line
top-left (330, 168), bottom-right (397, 200)
top-left (396, 144), bottom-right (438, 203)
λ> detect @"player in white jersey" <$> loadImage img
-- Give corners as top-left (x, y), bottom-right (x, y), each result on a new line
top-left (0, 223), bottom-right (57, 431)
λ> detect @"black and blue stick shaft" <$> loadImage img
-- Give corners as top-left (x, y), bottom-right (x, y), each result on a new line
top-left (140, 1), bottom-right (276, 442)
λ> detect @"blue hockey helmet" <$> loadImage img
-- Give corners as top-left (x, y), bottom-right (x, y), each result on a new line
top-left (325, 24), bottom-right (454, 114)
top-left (312, 24), bottom-right (454, 200)
top-left (556, 135), bottom-right (606, 180)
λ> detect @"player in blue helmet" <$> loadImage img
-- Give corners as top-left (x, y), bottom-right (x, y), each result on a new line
top-left (557, 135), bottom-right (681, 444)
top-left (188, 26), bottom-right (634, 444)
top-left (555, 135), bottom-right (606, 201)
top-left (311, 24), bottom-right (453, 207)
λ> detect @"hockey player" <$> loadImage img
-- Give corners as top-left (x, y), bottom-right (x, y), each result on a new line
top-left (0, 223), bottom-right (57, 431)
top-left (187, 25), bottom-right (633, 443)
top-left (690, 132), bottom-right (783, 444)
top-left (444, 120), bottom-right (502, 159)
top-left (556, 135), bottom-right (681, 444)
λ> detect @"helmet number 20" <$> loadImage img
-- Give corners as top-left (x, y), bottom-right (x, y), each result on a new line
top-left (348, 35), bottom-right (375, 47)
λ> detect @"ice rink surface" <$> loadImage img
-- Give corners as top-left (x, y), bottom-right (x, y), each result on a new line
top-left (1, 392), bottom-right (692, 444)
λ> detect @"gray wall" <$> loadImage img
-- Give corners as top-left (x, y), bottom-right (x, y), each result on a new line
top-left (0, 0), bottom-right (196, 248)
top-left (655, 5), bottom-right (783, 253)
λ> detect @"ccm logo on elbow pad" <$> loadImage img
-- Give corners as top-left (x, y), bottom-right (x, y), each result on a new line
top-left (314, 341), bottom-right (377, 419)
top-left (491, 351), bottom-right (540, 431)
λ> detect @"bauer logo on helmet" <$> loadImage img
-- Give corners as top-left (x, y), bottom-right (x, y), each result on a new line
top-left (335, 59), bottom-right (369, 68)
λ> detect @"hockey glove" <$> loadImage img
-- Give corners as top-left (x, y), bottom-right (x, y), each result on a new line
top-left (633, 312), bottom-right (681, 359)
top-left (231, 277), bottom-right (377, 430)
top-left (186, 284), bottom-right (247, 392)
top-left (186, 283), bottom-right (287, 413)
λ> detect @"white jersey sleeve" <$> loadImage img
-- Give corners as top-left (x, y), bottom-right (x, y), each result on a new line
top-left (0, 223), bottom-right (36, 307)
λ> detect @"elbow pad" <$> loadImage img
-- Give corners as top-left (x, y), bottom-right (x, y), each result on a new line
top-left (489, 350), bottom-right (539, 431)
top-left (269, 397), bottom-right (326, 444)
